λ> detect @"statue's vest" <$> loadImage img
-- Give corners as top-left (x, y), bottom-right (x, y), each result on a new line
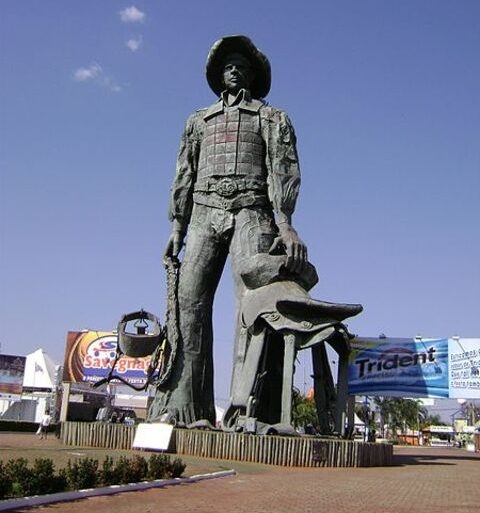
top-left (193, 103), bottom-right (270, 211)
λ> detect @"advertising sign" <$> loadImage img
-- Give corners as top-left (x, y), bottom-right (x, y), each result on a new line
top-left (448, 338), bottom-right (480, 399)
top-left (63, 330), bottom-right (157, 387)
top-left (348, 338), bottom-right (449, 398)
top-left (0, 354), bottom-right (26, 398)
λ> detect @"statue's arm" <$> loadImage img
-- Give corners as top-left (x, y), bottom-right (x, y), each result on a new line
top-left (164, 113), bottom-right (200, 260)
top-left (263, 109), bottom-right (307, 273)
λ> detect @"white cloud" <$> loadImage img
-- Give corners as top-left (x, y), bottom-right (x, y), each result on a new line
top-left (102, 77), bottom-right (122, 93)
top-left (119, 6), bottom-right (145, 23)
top-left (126, 36), bottom-right (143, 52)
top-left (73, 63), bottom-right (102, 82)
top-left (72, 63), bottom-right (122, 92)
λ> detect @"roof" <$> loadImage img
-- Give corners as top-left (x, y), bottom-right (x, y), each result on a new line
top-left (22, 348), bottom-right (58, 389)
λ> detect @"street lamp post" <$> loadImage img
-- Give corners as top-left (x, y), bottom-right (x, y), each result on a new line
top-left (417, 411), bottom-right (425, 446)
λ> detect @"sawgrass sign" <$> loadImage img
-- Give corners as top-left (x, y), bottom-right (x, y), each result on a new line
top-left (62, 330), bottom-right (154, 387)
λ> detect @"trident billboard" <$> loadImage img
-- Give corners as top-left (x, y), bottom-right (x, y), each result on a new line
top-left (348, 337), bottom-right (480, 399)
top-left (62, 330), bottom-right (157, 387)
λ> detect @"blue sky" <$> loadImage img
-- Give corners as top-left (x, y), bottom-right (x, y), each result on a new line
top-left (1, 1), bottom-right (479, 414)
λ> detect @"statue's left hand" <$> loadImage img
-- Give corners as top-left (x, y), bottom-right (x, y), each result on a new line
top-left (269, 223), bottom-right (307, 274)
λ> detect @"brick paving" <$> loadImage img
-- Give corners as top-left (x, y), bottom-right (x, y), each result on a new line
top-left (7, 444), bottom-right (478, 513)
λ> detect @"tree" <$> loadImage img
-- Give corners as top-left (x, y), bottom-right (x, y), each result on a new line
top-left (372, 396), bottom-right (391, 438)
top-left (460, 401), bottom-right (479, 425)
top-left (354, 398), bottom-right (376, 439)
top-left (291, 388), bottom-right (318, 431)
top-left (422, 413), bottom-right (442, 428)
top-left (372, 397), bottom-right (427, 440)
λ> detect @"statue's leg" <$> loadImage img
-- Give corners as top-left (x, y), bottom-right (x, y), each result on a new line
top-left (312, 343), bottom-right (336, 434)
top-left (228, 207), bottom-right (278, 418)
top-left (149, 205), bottom-right (229, 426)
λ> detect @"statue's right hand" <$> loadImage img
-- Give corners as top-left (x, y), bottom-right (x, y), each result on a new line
top-left (163, 230), bottom-right (185, 262)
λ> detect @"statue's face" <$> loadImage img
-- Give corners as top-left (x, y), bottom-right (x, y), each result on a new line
top-left (222, 54), bottom-right (253, 94)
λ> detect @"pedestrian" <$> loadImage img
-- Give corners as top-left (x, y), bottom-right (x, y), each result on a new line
top-left (38, 410), bottom-right (51, 440)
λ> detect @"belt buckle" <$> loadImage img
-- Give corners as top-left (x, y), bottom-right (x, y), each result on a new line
top-left (215, 177), bottom-right (238, 197)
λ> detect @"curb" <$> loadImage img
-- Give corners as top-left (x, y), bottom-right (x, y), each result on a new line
top-left (0, 470), bottom-right (236, 511)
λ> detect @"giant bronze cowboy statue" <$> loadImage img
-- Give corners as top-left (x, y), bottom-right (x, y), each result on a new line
top-left (149, 35), bottom-right (362, 433)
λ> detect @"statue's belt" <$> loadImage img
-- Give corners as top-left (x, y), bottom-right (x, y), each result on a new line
top-left (194, 176), bottom-right (267, 198)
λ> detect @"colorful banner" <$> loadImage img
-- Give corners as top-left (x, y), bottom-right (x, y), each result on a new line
top-left (0, 354), bottom-right (26, 396)
top-left (348, 338), bottom-right (450, 398)
top-left (63, 331), bottom-right (156, 387)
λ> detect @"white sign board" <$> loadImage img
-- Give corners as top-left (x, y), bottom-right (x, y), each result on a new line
top-left (132, 422), bottom-right (174, 451)
top-left (448, 338), bottom-right (480, 398)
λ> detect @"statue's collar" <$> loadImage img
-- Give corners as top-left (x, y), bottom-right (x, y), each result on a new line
top-left (203, 89), bottom-right (264, 120)
top-left (222, 88), bottom-right (251, 106)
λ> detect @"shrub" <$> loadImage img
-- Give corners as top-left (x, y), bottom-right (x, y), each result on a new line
top-left (111, 456), bottom-right (130, 484)
top-left (99, 456), bottom-right (117, 486)
top-left (64, 457), bottom-right (99, 490)
top-left (128, 455), bottom-right (148, 483)
top-left (0, 461), bottom-right (13, 499)
top-left (147, 453), bottom-right (170, 479)
top-left (147, 454), bottom-right (186, 479)
top-left (5, 457), bottom-right (34, 497)
top-left (0, 454), bottom-right (186, 498)
top-left (110, 455), bottom-right (149, 484)
top-left (0, 420), bottom-right (40, 433)
top-left (168, 457), bottom-right (186, 478)
top-left (31, 458), bottom-right (67, 495)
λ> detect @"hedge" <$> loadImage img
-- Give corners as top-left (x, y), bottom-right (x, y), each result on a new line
top-left (0, 454), bottom-right (186, 499)
top-left (0, 420), bottom-right (60, 434)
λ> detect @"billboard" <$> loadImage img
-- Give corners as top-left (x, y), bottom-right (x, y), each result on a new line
top-left (348, 337), bottom-right (480, 398)
top-left (0, 354), bottom-right (26, 398)
top-left (348, 338), bottom-right (450, 398)
top-left (448, 338), bottom-right (480, 399)
top-left (63, 330), bottom-right (158, 387)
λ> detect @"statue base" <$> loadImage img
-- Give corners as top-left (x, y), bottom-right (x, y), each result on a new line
top-left (61, 422), bottom-right (392, 467)
top-left (171, 428), bottom-right (392, 467)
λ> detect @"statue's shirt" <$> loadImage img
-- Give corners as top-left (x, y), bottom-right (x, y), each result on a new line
top-left (169, 89), bottom-right (301, 229)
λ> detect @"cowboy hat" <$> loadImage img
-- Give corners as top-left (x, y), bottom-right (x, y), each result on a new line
top-left (206, 35), bottom-right (271, 98)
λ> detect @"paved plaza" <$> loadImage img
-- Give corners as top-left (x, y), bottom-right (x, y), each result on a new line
top-left (4, 435), bottom-right (478, 513)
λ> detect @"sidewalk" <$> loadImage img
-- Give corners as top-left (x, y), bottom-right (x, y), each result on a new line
top-left (9, 444), bottom-right (480, 513)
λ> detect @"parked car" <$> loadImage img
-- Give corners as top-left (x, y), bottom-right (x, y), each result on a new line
top-left (96, 406), bottom-right (137, 424)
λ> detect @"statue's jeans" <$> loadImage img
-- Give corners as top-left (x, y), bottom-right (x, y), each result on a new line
top-left (149, 203), bottom-right (277, 425)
